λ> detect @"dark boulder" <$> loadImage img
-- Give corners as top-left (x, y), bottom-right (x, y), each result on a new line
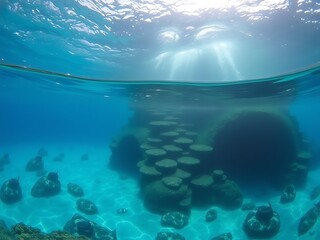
top-left (280, 184), bottom-right (296, 203)
top-left (160, 211), bottom-right (188, 229)
top-left (0, 178), bottom-right (22, 204)
top-left (31, 172), bottom-right (61, 197)
top-left (76, 198), bottom-right (98, 215)
top-left (205, 209), bottom-right (218, 222)
top-left (25, 156), bottom-right (44, 172)
top-left (67, 183), bottom-right (84, 197)
top-left (64, 214), bottom-right (117, 240)
top-left (298, 201), bottom-right (320, 235)
top-left (243, 203), bottom-right (280, 238)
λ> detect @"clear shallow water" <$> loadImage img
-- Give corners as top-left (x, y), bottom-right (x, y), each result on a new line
top-left (1, 1), bottom-right (320, 240)
top-left (0, 63), bottom-right (320, 240)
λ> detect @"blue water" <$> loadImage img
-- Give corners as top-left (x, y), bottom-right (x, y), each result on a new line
top-left (0, 65), bottom-right (131, 145)
top-left (1, 1), bottom-right (320, 240)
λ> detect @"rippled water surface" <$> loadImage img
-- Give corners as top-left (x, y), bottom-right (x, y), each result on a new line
top-left (1, 1), bottom-right (320, 240)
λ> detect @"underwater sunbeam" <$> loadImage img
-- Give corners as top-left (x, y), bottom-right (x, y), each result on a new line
top-left (212, 41), bottom-right (241, 81)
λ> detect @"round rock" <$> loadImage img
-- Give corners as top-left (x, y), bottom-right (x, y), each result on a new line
top-left (139, 166), bottom-right (162, 178)
top-left (76, 198), bottom-right (98, 215)
top-left (205, 209), bottom-right (218, 222)
top-left (161, 211), bottom-right (189, 229)
top-left (160, 131), bottom-right (180, 140)
top-left (147, 138), bottom-right (163, 147)
top-left (177, 156), bottom-right (200, 171)
top-left (190, 175), bottom-right (214, 188)
top-left (150, 121), bottom-right (177, 127)
top-left (162, 177), bottom-right (183, 190)
top-left (212, 169), bottom-right (227, 184)
top-left (145, 148), bottom-right (167, 162)
top-left (243, 208), bottom-right (280, 238)
top-left (170, 168), bottom-right (192, 181)
top-left (67, 183), bottom-right (84, 197)
top-left (189, 144), bottom-right (213, 152)
top-left (25, 156), bottom-right (44, 172)
top-left (162, 145), bottom-right (183, 158)
top-left (173, 137), bottom-right (194, 150)
top-left (155, 159), bottom-right (177, 174)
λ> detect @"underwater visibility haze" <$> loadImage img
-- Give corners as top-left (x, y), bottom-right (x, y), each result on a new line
top-left (1, 0), bottom-right (320, 239)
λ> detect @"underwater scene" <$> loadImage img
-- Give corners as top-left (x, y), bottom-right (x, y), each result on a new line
top-left (1, 1), bottom-right (320, 240)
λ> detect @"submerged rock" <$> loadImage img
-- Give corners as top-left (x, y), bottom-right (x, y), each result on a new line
top-left (280, 184), bottom-right (296, 203)
top-left (139, 165), bottom-right (162, 179)
top-left (25, 156), bottom-right (44, 172)
top-left (147, 137), bottom-right (163, 147)
top-left (0, 221), bottom-right (12, 240)
top-left (162, 177), bottom-right (183, 190)
top-left (210, 232), bottom-right (232, 240)
top-left (191, 175), bottom-right (214, 188)
top-left (76, 198), bottom-right (98, 215)
top-left (11, 223), bottom-right (45, 239)
top-left (145, 148), bottom-right (167, 162)
top-left (205, 209), bottom-right (218, 222)
top-left (211, 179), bottom-right (243, 209)
top-left (156, 231), bottom-right (185, 240)
top-left (212, 169), bottom-right (227, 184)
top-left (12, 222), bottom-right (89, 239)
top-left (189, 144), bottom-right (213, 161)
top-left (243, 203), bottom-right (280, 239)
top-left (0, 178), bottom-right (22, 204)
top-left (49, 231), bottom-right (90, 239)
top-left (298, 201), bottom-right (320, 235)
top-left (176, 156), bottom-right (200, 171)
top-left (190, 175), bottom-right (214, 205)
top-left (31, 172), bottom-right (61, 198)
top-left (161, 211), bottom-right (189, 229)
top-left (143, 179), bottom-right (191, 213)
top-left (169, 169), bottom-right (191, 182)
top-left (162, 144), bottom-right (183, 159)
top-left (155, 159), bottom-right (177, 174)
top-left (64, 214), bottom-right (117, 240)
top-left (173, 137), bottom-right (193, 150)
top-left (67, 183), bottom-right (84, 197)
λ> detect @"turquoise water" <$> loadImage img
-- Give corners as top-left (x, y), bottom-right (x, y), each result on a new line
top-left (1, 1), bottom-right (320, 240)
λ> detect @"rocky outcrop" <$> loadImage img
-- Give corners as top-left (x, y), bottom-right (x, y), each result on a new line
top-left (142, 179), bottom-right (191, 213)
top-left (64, 214), bottom-right (117, 240)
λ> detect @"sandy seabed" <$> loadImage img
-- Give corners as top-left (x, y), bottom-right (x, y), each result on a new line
top-left (0, 143), bottom-right (320, 240)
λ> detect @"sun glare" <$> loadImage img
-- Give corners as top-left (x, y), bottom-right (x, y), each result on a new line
top-left (166, 0), bottom-right (241, 13)
top-left (150, 0), bottom-right (291, 81)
